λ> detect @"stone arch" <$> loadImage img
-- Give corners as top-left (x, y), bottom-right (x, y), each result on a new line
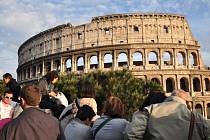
top-left (133, 51), bottom-right (143, 66)
top-left (163, 51), bottom-right (173, 65)
top-left (77, 56), bottom-right (84, 71)
top-left (32, 66), bottom-right (36, 77)
top-left (54, 60), bottom-right (60, 71)
top-left (38, 64), bottom-right (42, 75)
top-left (166, 78), bottom-right (175, 93)
top-left (90, 55), bottom-right (98, 69)
top-left (151, 78), bottom-right (160, 84)
top-left (177, 51), bottom-right (186, 65)
top-left (45, 62), bottom-right (51, 73)
top-left (104, 53), bottom-right (112, 68)
top-left (148, 51), bottom-right (158, 65)
top-left (65, 58), bottom-right (72, 72)
top-left (195, 104), bottom-right (202, 115)
top-left (118, 52), bottom-right (128, 67)
top-left (205, 78), bottom-right (210, 91)
top-left (27, 68), bottom-right (30, 79)
top-left (180, 77), bottom-right (189, 92)
top-left (207, 103), bottom-right (210, 119)
top-left (190, 52), bottom-right (198, 66)
top-left (193, 77), bottom-right (201, 92)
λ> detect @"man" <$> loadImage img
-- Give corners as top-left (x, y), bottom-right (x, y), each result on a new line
top-left (126, 89), bottom-right (210, 140)
top-left (64, 105), bottom-right (96, 140)
top-left (0, 85), bottom-right (65, 140)
top-left (3, 73), bottom-right (21, 102)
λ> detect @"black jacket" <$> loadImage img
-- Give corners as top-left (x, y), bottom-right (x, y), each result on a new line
top-left (6, 78), bottom-right (21, 102)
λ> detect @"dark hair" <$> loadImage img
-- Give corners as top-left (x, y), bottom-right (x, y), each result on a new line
top-left (44, 71), bottom-right (58, 84)
top-left (76, 105), bottom-right (96, 121)
top-left (3, 89), bottom-right (13, 96)
top-left (139, 90), bottom-right (166, 111)
top-left (77, 80), bottom-right (95, 98)
top-left (21, 85), bottom-right (41, 106)
top-left (103, 96), bottom-right (125, 118)
top-left (3, 73), bottom-right (12, 79)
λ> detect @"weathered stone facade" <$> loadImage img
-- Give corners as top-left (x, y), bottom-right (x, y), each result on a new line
top-left (17, 13), bottom-right (210, 119)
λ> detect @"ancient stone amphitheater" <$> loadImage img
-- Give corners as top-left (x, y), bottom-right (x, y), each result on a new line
top-left (17, 13), bottom-right (210, 118)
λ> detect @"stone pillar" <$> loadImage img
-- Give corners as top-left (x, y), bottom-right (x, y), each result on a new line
top-left (60, 57), bottom-right (64, 73)
top-left (186, 49), bottom-right (190, 69)
top-left (113, 50), bottom-right (117, 70)
top-left (200, 75), bottom-right (204, 95)
top-left (51, 59), bottom-right (54, 71)
top-left (173, 48), bottom-right (177, 69)
top-left (159, 49), bottom-right (162, 69)
top-left (98, 51), bottom-right (102, 69)
top-left (128, 49), bottom-right (133, 70)
top-left (144, 49), bottom-right (147, 69)
top-left (84, 54), bottom-right (88, 73)
top-left (42, 60), bottom-right (45, 76)
top-left (204, 102), bottom-right (207, 119)
top-left (71, 55), bottom-right (75, 72)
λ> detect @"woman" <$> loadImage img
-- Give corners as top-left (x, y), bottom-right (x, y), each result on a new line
top-left (89, 96), bottom-right (129, 140)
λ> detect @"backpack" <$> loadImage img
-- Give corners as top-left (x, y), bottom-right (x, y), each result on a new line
top-left (59, 99), bottom-right (80, 130)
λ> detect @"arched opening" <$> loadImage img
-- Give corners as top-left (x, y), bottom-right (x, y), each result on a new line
top-left (148, 51), bottom-right (158, 65)
top-left (32, 66), bottom-right (36, 77)
top-left (177, 52), bottom-right (186, 65)
top-left (205, 78), bottom-right (210, 91)
top-left (166, 78), bottom-right (175, 93)
top-left (66, 58), bottom-right (72, 72)
top-left (163, 51), bottom-right (172, 65)
top-left (27, 68), bottom-right (30, 79)
top-left (54, 60), bottom-right (60, 71)
top-left (190, 52), bottom-right (198, 66)
top-left (133, 52), bottom-right (143, 66)
top-left (193, 77), bottom-right (201, 92)
top-left (38, 64), bottom-right (42, 76)
top-left (151, 78), bottom-right (160, 84)
top-left (180, 77), bottom-right (189, 92)
top-left (90, 55), bottom-right (98, 69)
top-left (207, 103), bottom-right (210, 119)
top-left (118, 52), bottom-right (128, 67)
top-left (195, 104), bottom-right (202, 115)
top-left (77, 56), bottom-right (84, 71)
top-left (104, 53), bottom-right (112, 68)
top-left (46, 62), bottom-right (51, 73)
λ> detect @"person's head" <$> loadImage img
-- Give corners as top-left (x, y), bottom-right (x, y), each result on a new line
top-left (2, 90), bottom-right (13, 104)
top-left (2, 73), bottom-right (12, 84)
top-left (140, 90), bottom-right (166, 110)
top-left (103, 96), bottom-right (125, 118)
top-left (44, 71), bottom-right (58, 84)
top-left (20, 85), bottom-right (42, 109)
top-left (76, 105), bottom-right (96, 126)
top-left (171, 89), bottom-right (191, 102)
top-left (77, 80), bottom-right (95, 98)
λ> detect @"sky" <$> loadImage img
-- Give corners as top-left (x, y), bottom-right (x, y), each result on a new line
top-left (0, 0), bottom-right (210, 79)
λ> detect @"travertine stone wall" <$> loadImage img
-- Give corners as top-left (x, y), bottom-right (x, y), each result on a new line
top-left (17, 13), bottom-right (210, 119)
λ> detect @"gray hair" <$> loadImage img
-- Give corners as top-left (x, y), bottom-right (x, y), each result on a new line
top-left (171, 89), bottom-right (186, 97)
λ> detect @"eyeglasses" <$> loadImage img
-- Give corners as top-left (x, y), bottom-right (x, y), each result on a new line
top-left (5, 96), bottom-right (13, 100)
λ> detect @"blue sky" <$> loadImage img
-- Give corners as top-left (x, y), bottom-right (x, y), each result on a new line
top-left (0, 0), bottom-right (210, 79)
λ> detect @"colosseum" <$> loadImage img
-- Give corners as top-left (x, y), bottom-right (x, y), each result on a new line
top-left (17, 13), bottom-right (210, 118)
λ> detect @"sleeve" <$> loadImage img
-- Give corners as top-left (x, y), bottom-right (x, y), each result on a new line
top-left (57, 122), bottom-right (66, 140)
top-left (195, 112), bottom-right (210, 139)
top-left (126, 110), bottom-right (149, 140)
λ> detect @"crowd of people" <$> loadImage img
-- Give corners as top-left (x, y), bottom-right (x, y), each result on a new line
top-left (0, 71), bottom-right (210, 140)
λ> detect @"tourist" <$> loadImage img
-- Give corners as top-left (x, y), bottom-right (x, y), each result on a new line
top-left (126, 89), bottom-right (210, 140)
top-left (64, 105), bottom-right (96, 140)
top-left (2, 73), bottom-right (21, 102)
top-left (0, 85), bottom-right (65, 140)
top-left (59, 80), bottom-right (98, 130)
top-left (88, 96), bottom-right (129, 140)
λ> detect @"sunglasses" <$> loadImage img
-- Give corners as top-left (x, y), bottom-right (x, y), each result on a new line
top-left (5, 96), bottom-right (13, 100)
